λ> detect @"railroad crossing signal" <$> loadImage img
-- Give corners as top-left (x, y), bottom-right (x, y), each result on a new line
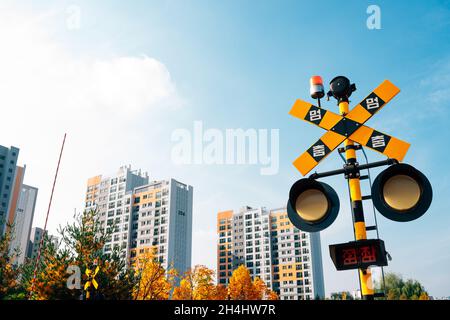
top-left (84, 265), bottom-right (100, 299)
top-left (287, 76), bottom-right (433, 300)
top-left (329, 239), bottom-right (388, 271)
top-left (289, 80), bottom-right (410, 176)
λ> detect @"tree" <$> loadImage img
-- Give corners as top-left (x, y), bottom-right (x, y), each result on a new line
top-left (27, 209), bottom-right (138, 300)
top-left (133, 250), bottom-right (174, 300)
top-left (173, 265), bottom-right (216, 300)
top-left (419, 292), bottom-right (430, 300)
top-left (227, 265), bottom-right (278, 300)
top-left (0, 225), bottom-right (21, 299)
top-left (228, 265), bottom-right (256, 300)
top-left (253, 277), bottom-right (278, 300)
top-left (212, 284), bottom-right (228, 300)
top-left (330, 291), bottom-right (354, 300)
top-left (26, 237), bottom-right (75, 300)
top-left (376, 272), bottom-right (429, 300)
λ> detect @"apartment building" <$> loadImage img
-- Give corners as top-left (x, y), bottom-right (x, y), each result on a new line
top-left (27, 227), bottom-right (59, 260)
top-left (84, 166), bottom-right (193, 275)
top-left (9, 184), bottom-right (38, 264)
top-left (0, 144), bottom-right (38, 265)
top-left (217, 206), bottom-right (325, 300)
top-left (85, 165), bottom-right (149, 261)
top-left (129, 178), bottom-right (193, 274)
top-left (0, 145), bottom-right (19, 235)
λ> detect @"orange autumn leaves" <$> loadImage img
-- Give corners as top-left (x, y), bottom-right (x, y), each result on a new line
top-left (133, 250), bottom-right (175, 300)
top-left (2, 209), bottom-right (278, 300)
top-left (227, 265), bottom-right (278, 300)
top-left (172, 265), bottom-right (223, 300)
top-left (133, 254), bottom-right (278, 301)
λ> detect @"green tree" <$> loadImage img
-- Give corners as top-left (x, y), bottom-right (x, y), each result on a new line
top-left (25, 209), bottom-right (138, 300)
top-left (376, 272), bottom-right (429, 300)
top-left (330, 291), bottom-right (354, 300)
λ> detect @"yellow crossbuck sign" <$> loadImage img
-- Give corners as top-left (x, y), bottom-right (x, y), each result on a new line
top-left (289, 80), bottom-right (410, 176)
top-left (84, 266), bottom-right (100, 290)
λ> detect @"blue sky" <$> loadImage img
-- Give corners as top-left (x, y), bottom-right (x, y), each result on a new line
top-left (1, 0), bottom-right (449, 297)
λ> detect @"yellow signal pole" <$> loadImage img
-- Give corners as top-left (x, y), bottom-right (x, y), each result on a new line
top-left (339, 100), bottom-right (374, 300)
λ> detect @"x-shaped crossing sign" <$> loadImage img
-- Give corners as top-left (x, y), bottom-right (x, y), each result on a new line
top-left (290, 80), bottom-right (410, 176)
top-left (84, 266), bottom-right (100, 290)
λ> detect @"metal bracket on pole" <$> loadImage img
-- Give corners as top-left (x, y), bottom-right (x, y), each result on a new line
top-left (309, 158), bottom-right (398, 180)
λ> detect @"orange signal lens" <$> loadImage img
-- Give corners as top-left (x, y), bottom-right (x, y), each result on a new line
top-left (310, 76), bottom-right (323, 86)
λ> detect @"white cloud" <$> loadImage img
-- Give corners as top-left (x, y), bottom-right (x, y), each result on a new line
top-left (0, 7), bottom-right (181, 232)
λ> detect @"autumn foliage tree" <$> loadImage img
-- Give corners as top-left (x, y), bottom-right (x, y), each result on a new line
top-left (212, 284), bottom-right (229, 300)
top-left (228, 265), bottom-right (278, 300)
top-left (133, 249), bottom-right (175, 300)
top-left (0, 225), bottom-right (21, 299)
top-left (173, 265), bottom-right (217, 300)
top-left (26, 209), bottom-right (137, 300)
